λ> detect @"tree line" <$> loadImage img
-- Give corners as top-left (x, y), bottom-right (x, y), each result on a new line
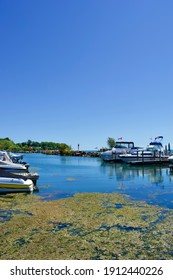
top-left (0, 138), bottom-right (71, 154)
top-left (0, 137), bottom-right (118, 154)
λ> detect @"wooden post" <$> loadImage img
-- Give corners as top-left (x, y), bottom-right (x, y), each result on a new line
top-left (154, 150), bottom-right (156, 160)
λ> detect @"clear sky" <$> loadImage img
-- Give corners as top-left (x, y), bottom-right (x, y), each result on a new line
top-left (1, 0), bottom-right (173, 150)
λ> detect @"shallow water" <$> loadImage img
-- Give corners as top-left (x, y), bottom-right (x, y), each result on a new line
top-left (25, 153), bottom-right (173, 208)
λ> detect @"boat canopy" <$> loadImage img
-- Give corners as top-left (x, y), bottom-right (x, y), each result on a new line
top-left (114, 141), bottom-right (135, 149)
top-left (149, 142), bottom-right (163, 147)
top-left (155, 136), bottom-right (163, 140)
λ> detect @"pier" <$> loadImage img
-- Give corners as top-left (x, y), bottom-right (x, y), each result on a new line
top-left (130, 159), bottom-right (170, 165)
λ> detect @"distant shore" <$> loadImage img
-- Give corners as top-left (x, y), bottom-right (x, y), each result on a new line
top-left (22, 149), bottom-right (100, 157)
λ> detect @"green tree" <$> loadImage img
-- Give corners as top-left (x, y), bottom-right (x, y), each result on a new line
top-left (27, 139), bottom-right (32, 147)
top-left (107, 137), bottom-right (116, 149)
top-left (1, 137), bottom-right (72, 154)
top-left (0, 138), bottom-right (16, 151)
top-left (58, 143), bottom-right (71, 155)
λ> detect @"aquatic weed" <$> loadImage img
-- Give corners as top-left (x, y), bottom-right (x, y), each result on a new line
top-left (0, 192), bottom-right (173, 259)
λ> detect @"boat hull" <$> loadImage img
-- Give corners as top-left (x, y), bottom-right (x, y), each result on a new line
top-left (168, 155), bottom-right (173, 163)
top-left (100, 153), bottom-right (122, 162)
top-left (100, 141), bottom-right (136, 162)
top-left (0, 188), bottom-right (33, 193)
top-left (0, 165), bottom-right (27, 171)
top-left (0, 169), bottom-right (39, 185)
top-left (0, 178), bottom-right (34, 193)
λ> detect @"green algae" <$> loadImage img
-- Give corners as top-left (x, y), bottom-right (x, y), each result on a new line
top-left (0, 192), bottom-right (173, 260)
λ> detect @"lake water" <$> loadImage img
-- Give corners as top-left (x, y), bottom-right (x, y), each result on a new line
top-left (25, 153), bottom-right (173, 209)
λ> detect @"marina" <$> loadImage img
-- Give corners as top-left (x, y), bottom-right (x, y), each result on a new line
top-left (100, 136), bottom-right (171, 165)
top-left (1, 152), bottom-right (173, 260)
top-left (0, 135), bottom-right (173, 202)
top-left (19, 153), bottom-right (173, 209)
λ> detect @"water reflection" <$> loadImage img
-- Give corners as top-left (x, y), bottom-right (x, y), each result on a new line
top-left (99, 161), bottom-right (173, 208)
top-left (100, 162), bottom-right (165, 186)
top-left (24, 154), bottom-right (173, 208)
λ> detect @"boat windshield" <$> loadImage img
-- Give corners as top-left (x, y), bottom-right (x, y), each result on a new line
top-left (114, 142), bottom-right (134, 149)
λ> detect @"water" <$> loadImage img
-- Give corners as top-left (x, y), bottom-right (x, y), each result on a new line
top-left (25, 153), bottom-right (173, 209)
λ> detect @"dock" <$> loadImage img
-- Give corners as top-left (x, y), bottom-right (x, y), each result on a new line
top-left (129, 159), bottom-right (170, 165)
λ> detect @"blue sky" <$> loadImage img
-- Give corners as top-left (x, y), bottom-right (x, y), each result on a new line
top-left (1, 0), bottom-right (173, 150)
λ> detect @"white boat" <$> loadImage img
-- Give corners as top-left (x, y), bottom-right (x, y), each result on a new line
top-left (0, 169), bottom-right (39, 185)
top-left (168, 155), bottom-right (173, 163)
top-left (0, 177), bottom-right (34, 193)
top-left (119, 136), bottom-right (167, 163)
top-left (0, 151), bottom-right (27, 171)
top-left (8, 152), bottom-right (23, 163)
top-left (100, 141), bottom-right (137, 162)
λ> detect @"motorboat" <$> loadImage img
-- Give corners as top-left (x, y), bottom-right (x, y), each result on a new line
top-left (0, 169), bottom-right (39, 186)
top-left (0, 151), bottom-right (28, 171)
top-left (100, 141), bottom-right (137, 162)
top-left (0, 150), bottom-right (39, 188)
top-left (0, 177), bottom-right (34, 193)
top-left (8, 152), bottom-right (23, 163)
top-left (119, 136), bottom-right (168, 164)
